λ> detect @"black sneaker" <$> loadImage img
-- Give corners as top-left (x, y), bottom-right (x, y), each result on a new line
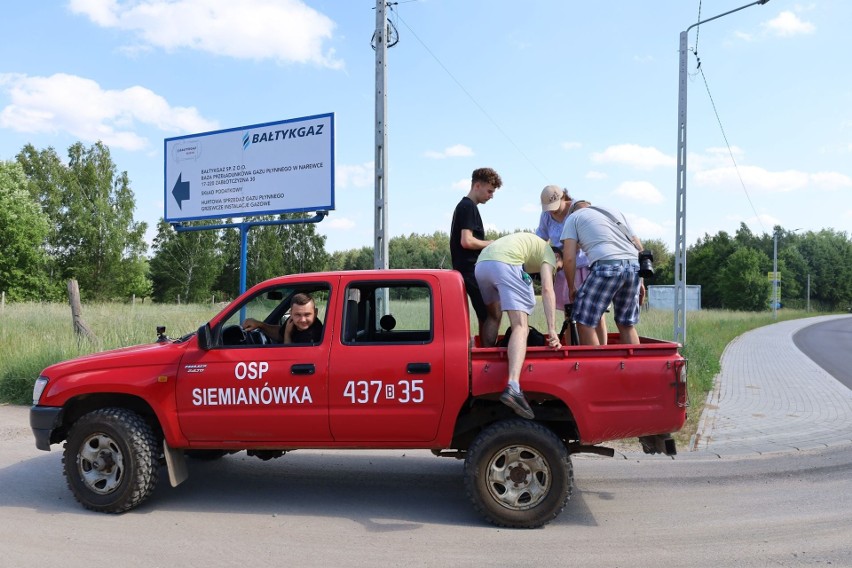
top-left (500, 387), bottom-right (535, 419)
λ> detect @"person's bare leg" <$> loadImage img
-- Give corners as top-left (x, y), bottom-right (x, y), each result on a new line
top-left (506, 310), bottom-right (529, 386)
top-left (595, 316), bottom-right (608, 345)
top-left (500, 310), bottom-right (535, 419)
top-left (616, 322), bottom-right (640, 345)
top-left (578, 323), bottom-right (600, 345)
top-left (480, 302), bottom-right (503, 347)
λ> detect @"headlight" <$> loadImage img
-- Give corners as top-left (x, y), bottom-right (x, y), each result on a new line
top-left (32, 376), bottom-right (49, 405)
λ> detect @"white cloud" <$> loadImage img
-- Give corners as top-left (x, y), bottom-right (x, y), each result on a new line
top-left (424, 144), bottom-right (474, 159)
top-left (561, 141), bottom-right (581, 151)
top-left (688, 146), bottom-right (744, 171)
top-left (746, 213), bottom-right (780, 230)
top-left (591, 144), bottom-right (675, 170)
top-left (809, 171), bottom-right (852, 189)
top-left (325, 216), bottom-right (356, 230)
top-left (624, 213), bottom-right (665, 240)
top-left (694, 165), bottom-right (852, 192)
top-left (335, 162), bottom-right (373, 189)
top-left (763, 11), bottom-right (815, 37)
top-left (69, 0), bottom-right (343, 68)
top-left (614, 181), bottom-right (665, 204)
top-left (0, 72), bottom-right (217, 150)
top-left (585, 170), bottom-right (607, 180)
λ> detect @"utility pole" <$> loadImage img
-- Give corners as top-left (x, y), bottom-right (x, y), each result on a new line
top-left (773, 229), bottom-right (779, 319)
top-left (673, 0), bottom-right (771, 345)
top-left (374, 0), bottom-right (389, 271)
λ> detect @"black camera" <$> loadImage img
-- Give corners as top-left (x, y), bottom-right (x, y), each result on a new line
top-left (638, 250), bottom-right (654, 278)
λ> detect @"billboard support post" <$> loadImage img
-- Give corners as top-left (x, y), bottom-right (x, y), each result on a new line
top-left (172, 210), bottom-right (328, 296)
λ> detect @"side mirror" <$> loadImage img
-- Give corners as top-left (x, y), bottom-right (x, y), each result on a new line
top-left (197, 323), bottom-right (212, 350)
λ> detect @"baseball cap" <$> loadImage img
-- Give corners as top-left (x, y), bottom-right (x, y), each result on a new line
top-left (540, 185), bottom-right (567, 212)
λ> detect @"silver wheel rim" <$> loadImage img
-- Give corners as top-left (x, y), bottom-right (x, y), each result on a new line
top-left (485, 444), bottom-right (551, 511)
top-left (77, 433), bottom-right (125, 495)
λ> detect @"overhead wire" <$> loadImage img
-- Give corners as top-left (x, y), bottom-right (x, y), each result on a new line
top-left (388, 4), bottom-right (550, 182)
top-left (690, 4), bottom-right (766, 234)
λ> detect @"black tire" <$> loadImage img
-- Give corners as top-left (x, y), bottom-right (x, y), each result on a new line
top-left (63, 408), bottom-right (159, 513)
top-left (464, 419), bottom-right (573, 528)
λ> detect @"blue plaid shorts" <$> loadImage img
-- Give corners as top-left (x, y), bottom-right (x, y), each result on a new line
top-left (573, 261), bottom-right (641, 327)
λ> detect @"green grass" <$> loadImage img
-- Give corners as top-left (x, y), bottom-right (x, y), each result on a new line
top-left (0, 299), bottom-right (827, 446)
top-left (0, 301), bottom-right (218, 404)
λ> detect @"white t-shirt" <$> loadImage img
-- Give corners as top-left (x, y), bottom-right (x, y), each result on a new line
top-left (560, 206), bottom-right (637, 266)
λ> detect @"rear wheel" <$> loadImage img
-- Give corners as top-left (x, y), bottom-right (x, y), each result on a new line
top-left (464, 419), bottom-right (573, 528)
top-left (63, 408), bottom-right (159, 513)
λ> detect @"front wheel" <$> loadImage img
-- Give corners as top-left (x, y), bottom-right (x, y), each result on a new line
top-left (464, 419), bottom-right (573, 528)
top-left (63, 408), bottom-right (159, 513)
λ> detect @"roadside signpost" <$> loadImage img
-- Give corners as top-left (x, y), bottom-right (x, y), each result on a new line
top-left (164, 113), bottom-right (335, 295)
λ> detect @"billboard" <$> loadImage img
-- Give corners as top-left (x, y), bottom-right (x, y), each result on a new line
top-left (164, 113), bottom-right (334, 222)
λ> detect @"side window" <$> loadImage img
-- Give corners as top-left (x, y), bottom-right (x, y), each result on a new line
top-left (217, 285), bottom-right (330, 347)
top-left (343, 281), bottom-right (432, 345)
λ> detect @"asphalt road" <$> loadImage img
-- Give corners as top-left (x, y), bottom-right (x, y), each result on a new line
top-left (1, 403), bottom-right (851, 568)
top-left (793, 316), bottom-right (852, 389)
top-left (3, 317), bottom-right (851, 567)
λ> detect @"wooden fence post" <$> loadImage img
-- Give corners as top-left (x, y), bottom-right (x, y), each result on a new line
top-left (67, 279), bottom-right (97, 343)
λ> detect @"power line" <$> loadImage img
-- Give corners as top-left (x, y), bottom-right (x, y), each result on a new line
top-left (690, 13), bottom-right (766, 235)
top-left (390, 6), bottom-right (550, 182)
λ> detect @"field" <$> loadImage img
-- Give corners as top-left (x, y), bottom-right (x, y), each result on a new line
top-left (0, 298), bottom-right (821, 445)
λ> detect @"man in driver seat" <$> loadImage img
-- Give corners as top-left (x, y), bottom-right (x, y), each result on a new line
top-left (242, 292), bottom-right (323, 344)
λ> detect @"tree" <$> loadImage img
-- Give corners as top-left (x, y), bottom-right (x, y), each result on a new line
top-left (214, 221), bottom-right (241, 300)
top-left (328, 247), bottom-right (373, 271)
top-left (0, 161), bottom-right (52, 300)
top-left (16, 142), bottom-right (150, 300)
top-left (390, 231), bottom-right (451, 269)
top-left (639, 238), bottom-right (672, 285)
top-left (686, 232), bottom-right (738, 308)
top-left (213, 213), bottom-right (330, 296)
top-left (719, 247), bottom-right (772, 311)
top-left (798, 229), bottom-right (852, 309)
top-left (149, 220), bottom-right (224, 303)
top-left (275, 212), bottom-right (329, 276)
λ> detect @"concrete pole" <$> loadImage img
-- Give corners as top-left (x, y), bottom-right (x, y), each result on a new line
top-left (374, 0), bottom-right (389, 271)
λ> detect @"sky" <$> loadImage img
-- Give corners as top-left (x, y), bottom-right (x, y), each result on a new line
top-left (1, 0), bottom-right (850, 257)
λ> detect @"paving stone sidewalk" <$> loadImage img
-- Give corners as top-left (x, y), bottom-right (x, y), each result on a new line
top-left (689, 315), bottom-right (852, 457)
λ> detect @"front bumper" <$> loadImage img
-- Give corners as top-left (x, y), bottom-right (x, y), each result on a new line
top-left (30, 406), bottom-right (63, 451)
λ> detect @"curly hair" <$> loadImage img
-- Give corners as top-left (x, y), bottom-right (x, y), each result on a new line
top-left (471, 167), bottom-right (502, 189)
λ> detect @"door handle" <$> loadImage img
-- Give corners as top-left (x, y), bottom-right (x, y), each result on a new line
top-left (290, 363), bottom-right (315, 375)
top-left (406, 362), bottom-right (431, 374)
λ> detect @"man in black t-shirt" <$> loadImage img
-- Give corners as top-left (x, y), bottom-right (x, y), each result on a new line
top-left (450, 167), bottom-right (502, 342)
top-left (243, 292), bottom-right (323, 344)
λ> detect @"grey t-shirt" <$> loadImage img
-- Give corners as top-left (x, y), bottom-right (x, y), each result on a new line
top-left (560, 206), bottom-right (637, 266)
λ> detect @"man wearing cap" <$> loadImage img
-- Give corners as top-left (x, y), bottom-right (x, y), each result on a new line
top-left (561, 200), bottom-right (645, 346)
top-left (450, 167), bottom-right (502, 343)
top-left (535, 185), bottom-right (607, 344)
top-left (475, 232), bottom-right (562, 419)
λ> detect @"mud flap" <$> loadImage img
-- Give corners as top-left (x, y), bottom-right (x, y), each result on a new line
top-left (163, 440), bottom-right (189, 487)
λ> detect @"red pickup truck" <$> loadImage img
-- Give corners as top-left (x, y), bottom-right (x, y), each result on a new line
top-left (31, 269), bottom-right (687, 528)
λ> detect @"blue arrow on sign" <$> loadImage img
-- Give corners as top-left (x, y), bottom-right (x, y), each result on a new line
top-left (172, 173), bottom-right (190, 210)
